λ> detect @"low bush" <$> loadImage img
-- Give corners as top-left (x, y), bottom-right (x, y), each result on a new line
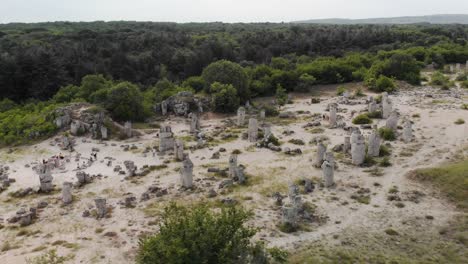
top-left (352, 114), bottom-right (372, 124)
top-left (378, 127), bottom-right (396, 141)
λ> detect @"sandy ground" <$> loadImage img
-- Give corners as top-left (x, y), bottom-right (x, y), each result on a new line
top-left (0, 84), bottom-right (467, 263)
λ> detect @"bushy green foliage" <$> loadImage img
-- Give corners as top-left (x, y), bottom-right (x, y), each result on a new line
top-left (352, 114), bottom-right (372, 124)
top-left (430, 71), bottom-right (451, 87)
top-left (336, 86), bottom-right (347, 96)
top-left (378, 127), bottom-right (396, 141)
top-left (202, 60), bottom-right (249, 101)
top-left (0, 102), bottom-right (59, 146)
top-left (182, 76), bottom-right (205, 92)
top-left (0, 98), bottom-right (17, 112)
top-left (275, 84), bottom-right (288, 108)
top-left (210, 82), bottom-right (240, 113)
top-left (375, 75), bottom-right (396, 92)
top-left (103, 82), bottom-right (145, 121)
top-left (296, 73), bottom-right (316, 92)
top-left (136, 203), bottom-right (261, 264)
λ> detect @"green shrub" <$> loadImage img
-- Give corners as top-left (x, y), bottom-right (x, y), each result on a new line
top-left (354, 88), bottom-right (365, 97)
top-left (379, 145), bottom-right (391, 156)
top-left (455, 119), bottom-right (465, 125)
top-left (336, 86), bottom-right (347, 96)
top-left (378, 127), bottom-right (396, 141)
top-left (288, 139), bottom-right (305, 145)
top-left (384, 229), bottom-right (399, 236)
top-left (462, 104), bottom-right (468, 110)
top-left (461, 80), bottom-right (468, 89)
top-left (104, 82), bottom-right (146, 121)
top-left (211, 82), bottom-right (240, 113)
top-left (379, 157), bottom-right (392, 167)
top-left (367, 111), bottom-right (382, 119)
top-left (430, 71), bottom-right (450, 87)
top-left (352, 114), bottom-right (372, 124)
top-left (375, 75), bottom-right (396, 93)
top-left (137, 203), bottom-right (261, 264)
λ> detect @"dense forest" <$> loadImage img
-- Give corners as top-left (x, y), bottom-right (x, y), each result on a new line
top-left (0, 22), bottom-right (468, 145)
top-left (1, 22), bottom-right (467, 101)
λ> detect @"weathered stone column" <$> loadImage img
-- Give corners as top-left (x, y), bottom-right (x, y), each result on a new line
top-left (62, 182), bottom-right (73, 205)
top-left (37, 164), bottom-right (53, 193)
top-left (124, 160), bottom-right (137, 177)
top-left (281, 205), bottom-right (298, 228)
top-left (367, 127), bottom-right (381, 157)
top-left (124, 121), bottom-right (132, 138)
top-left (235, 167), bottom-right (245, 184)
top-left (94, 197), bottom-right (107, 219)
top-left (228, 154), bottom-right (238, 178)
top-left (329, 103), bottom-right (337, 128)
top-left (321, 160), bottom-right (334, 187)
top-left (76, 171), bottom-right (91, 186)
top-left (385, 111), bottom-right (399, 132)
top-left (314, 142), bottom-right (327, 168)
top-left (174, 139), bottom-right (185, 161)
top-left (343, 136), bottom-right (351, 154)
top-left (260, 109), bottom-right (266, 121)
top-left (189, 113), bottom-right (200, 134)
top-left (402, 120), bottom-right (413, 143)
top-left (159, 125), bottom-right (175, 153)
top-left (237, 107), bottom-right (246, 126)
top-left (161, 100), bottom-right (168, 116)
top-left (180, 156), bottom-right (194, 188)
top-left (351, 132), bottom-right (366, 166)
top-left (100, 126), bottom-right (108, 140)
top-left (248, 118), bottom-right (258, 142)
top-left (382, 92), bottom-right (392, 119)
top-left (368, 96), bottom-right (378, 113)
top-left (288, 183), bottom-right (299, 202)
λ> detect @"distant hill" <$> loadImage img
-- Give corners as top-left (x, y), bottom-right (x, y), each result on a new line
top-left (294, 14), bottom-right (468, 24)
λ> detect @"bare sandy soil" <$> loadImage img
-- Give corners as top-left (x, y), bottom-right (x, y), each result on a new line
top-left (0, 83), bottom-right (467, 263)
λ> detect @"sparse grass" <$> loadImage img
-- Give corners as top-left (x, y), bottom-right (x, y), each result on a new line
top-left (32, 245), bottom-right (48, 252)
top-left (388, 186), bottom-right (399, 194)
top-left (409, 160), bottom-right (468, 209)
top-left (306, 127), bottom-right (324, 134)
top-left (454, 118), bottom-right (465, 125)
top-left (384, 228), bottom-right (399, 236)
top-left (378, 127), bottom-right (396, 141)
top-left (412, 113), bottom-right (421, 118)
top-left (379, 145), bottom-right (391, 156)
top-left (95, 228), bottom-right (105, 234)
top-left (288, 139), bottom-right (305, 145)
top-left (462, 104), bottom-right (468, 110)
top-left (367, 111), bottom-right (382, 119)
top-left (431, 99), bottom-right (448, 104)
top-left (26, 249), bottom-right (71, 264)
top-left (352, 113), bottom-right (372, 124)
top-left (379, 157), bottom-right (392, 167)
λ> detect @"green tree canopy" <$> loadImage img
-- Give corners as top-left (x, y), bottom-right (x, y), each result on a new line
top-left (104, 82), bottom-right (145, 121)
top-left (210, 82), bottom-right (240, 113)
top-left (202, 60), bottom-right (249, 101)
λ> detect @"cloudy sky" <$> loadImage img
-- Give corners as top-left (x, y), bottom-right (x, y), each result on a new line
top-left (1, 0), bottom-right (468, 23)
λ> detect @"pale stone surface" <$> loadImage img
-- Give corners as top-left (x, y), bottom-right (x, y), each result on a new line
top-left (237, 107), bottom-right (246, 126)
top-left (180, 156), bottom-right (194, 188)
top-left (94, 197), bottom-right (107, 219)
top-left (260, 109), bottom-right (266, 121)
top-left (248, 118), bottom-right (258, 142)
top-left (343, 136), bottom-right (351, 154)
top-left (161, 100), bottom-right (168, 116)
top-left (76, 171), bottom-right (91, 186)
top-left (189, 113), bottom-right (200, 134)
top-left (124, 160), bottom-right (137, 177)
top-left (386, 111), bottom-right (399, 132)
top-left (100, 126), bottom-right (108, 140)
top-left (368, 96), bottom-right (378, 113)
top-left (314, 142), bottom-right (327, 168)
top-left (351, 131), bottom-right (366, 166)
top-left (402, 119), bottom-right (413, 143)
top-left (174, 139), bottom-right (185, 161)
top-left (124, 121), bottom-right (132, 138)
top-left (367, 127), bottom-right (381, 157)
top-left (329, 103), bottom-right (337, 128)
top-left (228, 154), bottom-right (238, 178)
top-left (62, 182), bottom-right (73, 205)
top-left (321, 160), bottom-right (334, 187)
top-left (382, 92), bottom-right (392, 119)
top-left (37, 164), bottom-right (53, 193)
top-left (159, 125), bottom-right (175, 153)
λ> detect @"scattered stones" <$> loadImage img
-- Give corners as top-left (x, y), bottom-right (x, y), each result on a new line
top-left (76, 171), bottom-right (92, 187)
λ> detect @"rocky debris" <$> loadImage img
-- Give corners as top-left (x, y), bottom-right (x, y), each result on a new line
top-left (76, 171), bottom-right (92, 187)
top-left (207, 189), bottom-right (217, 198)
top-left (189, 112), bottom-right (201, 134)
top-left (221, 197), bottom-right (238, 205)
top-left (36, 164), bottom-right (53, 193)
top-left (155, 92), bottom-right (207, 116)
top-left (123, 160), bottom-right (137, 178)
top-left (58, 135), bottom-right (75, 151)
top-left (8, 208), bottom-right (36, 227)
top-left (303, 121), bottom-right (321, 128)
top-left (211, 151), bottom-right (220, 159)
top-left (219, 179), bottom-right (234, 189)
top-left (284, 147), bottom-right (302, 155)
top-left (279, 111), bottom-right (296, 119)
top-left (121, 195), bottom-right (137, 208)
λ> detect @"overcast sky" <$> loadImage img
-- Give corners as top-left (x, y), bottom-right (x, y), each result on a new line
top-left (1, 0), bottom-right (468, 23)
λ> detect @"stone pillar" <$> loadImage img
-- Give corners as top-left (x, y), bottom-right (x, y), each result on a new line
top-left (100, 126), bottom-right (108, 140)
top-left (263, 124), bottom-right (272, 140)
top-left (281, 205), bottom-right (298, 228)
top-left (62, 182), bottom-right (73, 205)
top-left (235, 167), bottom-right (245, 184)
top-left (124, 121), bottom-right (132, 138)
top-left (382, 92), bottom-right (392, 119)
top-left (124, 160), bottom-right (137, 177)
top-left (161, 100), bottom-right (168, 116)
top-left (314, 142), bottom-right (327, 168)
top-left (343, 136), bottom-right (351, 154)
top-left (237, 107), bottom-right (246, 126)
top-left (456, 63), bottom-right (461, 72)
top-left (367, 127), bottom-right (381, 157)
top-left (37, 164), bottom-right (53, 193)
top-left (325, 151), bottom-right (334, 167)
top-left (76, 171), bottom-right (91, 186)
top-left (189, 113), bottom-right (200, 134)
top-left (450, 65), bottom-right (454, 73)
top-left (159, 125), bottom-right (175, 153)
top-left (351, 132), bottom-right (366, 166)
top-left (288, 183), bottom-right (299, 201)
top-left (260, 109), bottom-right (266, 121)
top-left (385, 111), bottom-right (399, 132)
top-left (94, 197), bottom-right (107, 219)
top-left (228, 154), bottom-right (238, 178)
top-left (70, 121), bottom-right (81, 136)
top-left (248, 118), bottom-right (258, 142)
top-left (402, 120), bottom-right (413, 143)
top-left (368, 96), bottom-right (378, 113)
top-left (180, 156), bottom-right (194, 188)
top-left (329, 103), bottom-right (337, 128)
top-left (321, 160), bottom-right (334, 187)
top-left (174, 139), bottom-right (185, 161)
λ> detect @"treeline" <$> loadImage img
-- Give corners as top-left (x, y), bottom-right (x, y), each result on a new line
top-left (1, 22), bottom-right (468, 101)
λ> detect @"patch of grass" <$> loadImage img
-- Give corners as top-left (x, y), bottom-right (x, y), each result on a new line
top-left (232, 149), bottom-right (242, 155)
top-left (384, 229), bottom-right (399, 236)
top-left (288, 139), bottom-right (305, 145)
top-left (379, 145), bottom-right (391, 156)
top-left (454, 118), bottom-right (465, 125)
top-left (26, 249), bottom-right (71, 264)
top-left (378, 127), bottom-right (396, 141)
top-left (409, 160), bottom-right (468, 209)
top-left (412, 113), bottom-right (421, 118)
top-left (306, 127), bottom-right (324, 134)
top-left (352, 113), bottom-right (372, 124)
top-left (379, 157), bottom-right (392, 167)
top-left (336, 86), bottom-right (347, 96)
top-left (95, 228), bottom-right (104, 234)
top-left (32, 245), bottom-right (48, 252)
top-left (462, 104), bottom-right (468, 110)
top-left (367, 111), bottom-right (382, 119)
top-left (388, 186), bottom-right (399, 194)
